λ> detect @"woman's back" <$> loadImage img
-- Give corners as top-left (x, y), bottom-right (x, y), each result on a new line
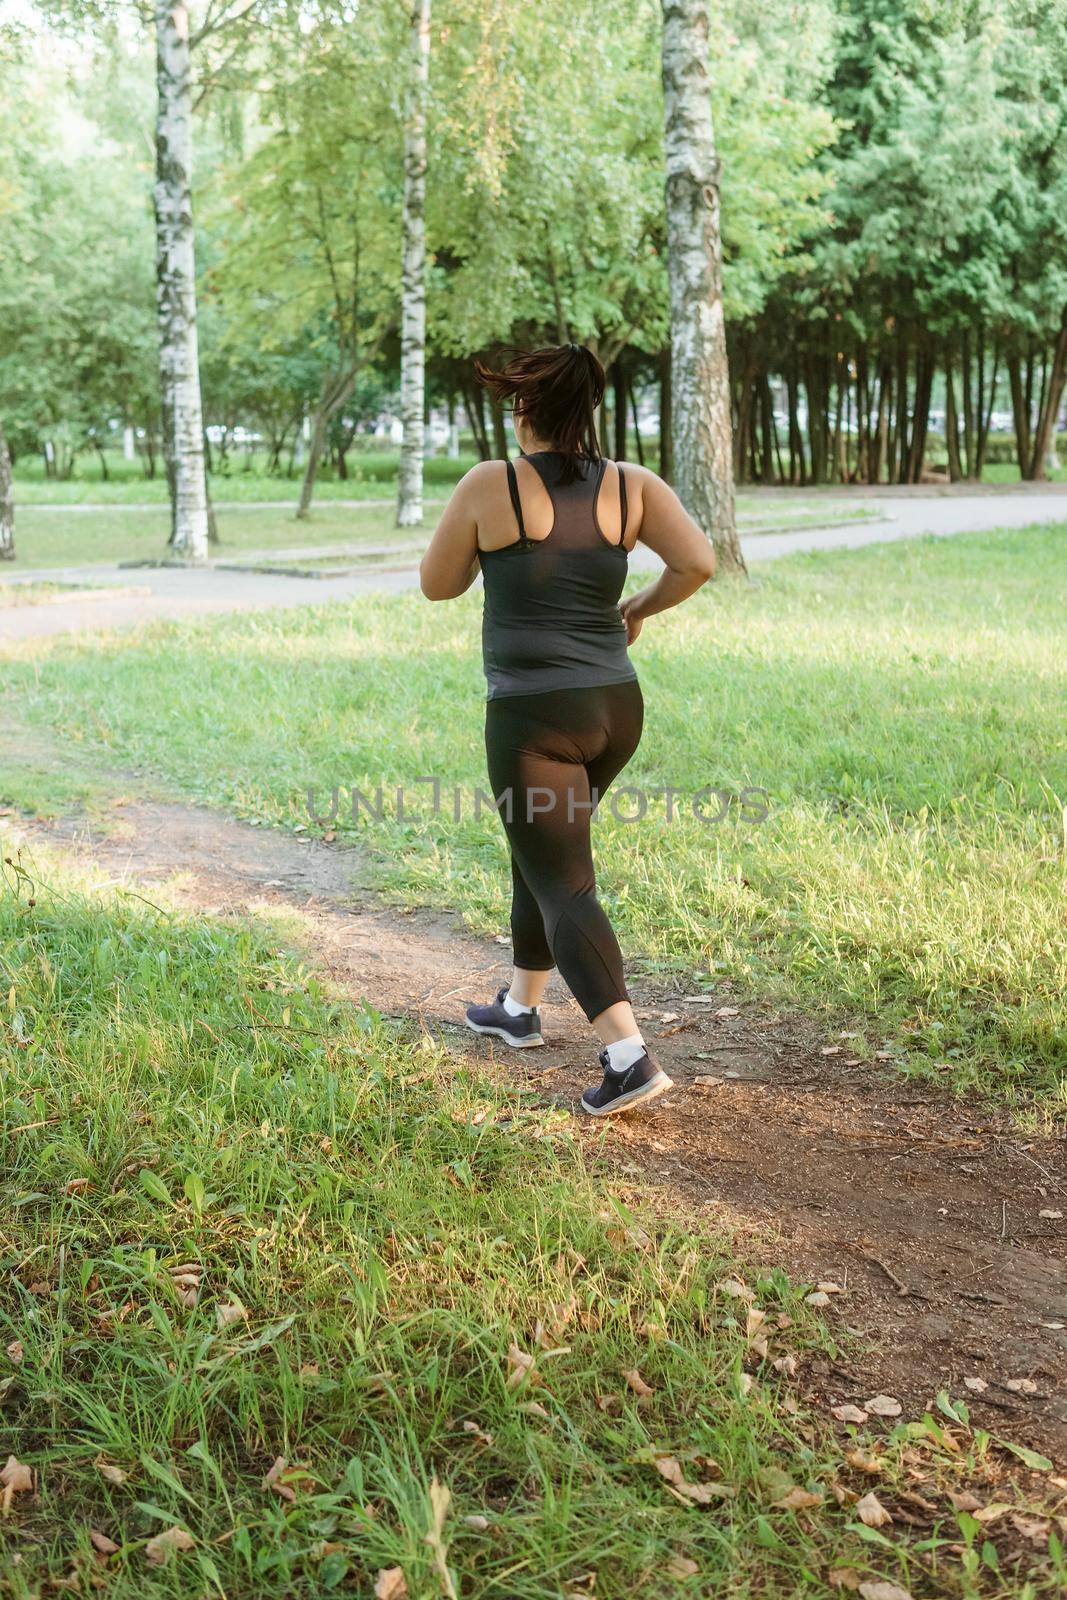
top-left (478, 450), bottom-right (637, 700)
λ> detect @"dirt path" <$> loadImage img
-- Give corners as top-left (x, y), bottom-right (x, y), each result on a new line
top-left (6, 787), bottom-right (1066, 1465)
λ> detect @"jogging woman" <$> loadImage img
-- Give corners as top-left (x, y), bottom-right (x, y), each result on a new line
top-left (420, 344), bottom-right (715, 1115)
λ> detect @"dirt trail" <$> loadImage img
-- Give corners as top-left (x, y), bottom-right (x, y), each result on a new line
top-left (6, 789), bottom-right (1066, 1463)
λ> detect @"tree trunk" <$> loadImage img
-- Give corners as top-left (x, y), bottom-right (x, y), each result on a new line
top-left (944, 354), bottom-right (963, 481)
top-left (462, 379), bottom-right (491, 459)
top-left (489, 395), bottom-right (509, 458)
top-left (298, 369), bottom-right (357, 517)
top-left (612, 360), bottom-right (628, 460)
top-left (154, 0), bottom-right (210, 563)
top-left (629, 379), bottom-right (645, 466)
top-left (1026, 306), bottom-right (1067, 480)
top-left (396, 0), bottom-right (430, 528)
top-left (658, 346), bottom-right (673, 480)
top-left (1006, 351), bottom-right (1031, 478)
top-left (660, 0), bottom-right (742, 573)
top-left (0, 421), bottom-right (14, 561)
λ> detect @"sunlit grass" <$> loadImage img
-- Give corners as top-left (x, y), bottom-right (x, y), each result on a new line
top-left (2, 847), bottom-right (1059, 1597)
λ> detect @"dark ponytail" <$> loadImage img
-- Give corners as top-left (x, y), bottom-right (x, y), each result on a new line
top-left (474, 343), bottom-right (605, 483)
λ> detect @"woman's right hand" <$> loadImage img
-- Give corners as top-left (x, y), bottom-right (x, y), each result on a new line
top-left (619, 596), bottom-right (644, 645)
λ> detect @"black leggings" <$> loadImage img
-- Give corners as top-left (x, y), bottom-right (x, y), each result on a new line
top-left (484, 679), bottom-right (643, 1022)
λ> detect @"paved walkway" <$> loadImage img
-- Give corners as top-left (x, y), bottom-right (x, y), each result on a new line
top-left (3, 485), bottom-right (1064, 641)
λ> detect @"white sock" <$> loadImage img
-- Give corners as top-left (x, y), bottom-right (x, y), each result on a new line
top-left (606, 1034), bottom-right (646, 1074)
top-left (503, 989), bottom-right (536, 1017)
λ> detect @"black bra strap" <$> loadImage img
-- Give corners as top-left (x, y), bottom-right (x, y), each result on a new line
top-left (505, 460), bottom-right (530, 546)
top-left (617, 464), bottom-right (628, 542)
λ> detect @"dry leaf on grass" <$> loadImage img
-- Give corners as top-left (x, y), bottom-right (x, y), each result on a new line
top-left (817, 1282), bottom-right (845, 1295)
top-left (773, 1353), bottom-right (798, 1377)
top-left (89, 1530), bottom-right (119, 1555)
top-left (827, 1568), bottom-right (862, 1590)
top-left (463, 1515), bottom-right (490, 1532)
top-left (964, 1377), bottom-right (988, 1393)
top-left (506, 1343), bottom-right (538, 1390)
top-left (264, 1456), bottom-right (313, 1502)
top-left (5, 1340), bottom-right (23, 1366)
top-left (864, 1394), bottom-right (902, 1417)
top-left (64, 1177), bottom-right (90, 1195)
top-left (623, 1368), bottom-right (654, 1398)
top-left (856, 1492), bottom-right (893, 1528)
top-left (649, 1452), bottom-right (733, 1505)
top-left (774, 1486), bottom-right (823, 1511)
top-left (716, 1277), bottom-right (755, 1303)
top-left (806, 1291), bottom-right (832, 1308)
top-left (460, 1421), bottom-right (494, 1447)
top-left (95, 1457), bottom-right (127, 1487)
top-left (858, 1584), bottom-right (913, 1600)
top-left (846, 1448), bottom-right (881, 1478)
top-left (1005, 1378), bottom-right (1038, 1394)
top-left (519, 1401), bottom-right (551, 1420)
top-left (666, 1555), bottom-right (699, 1578)
top-left (216, 1301), bottom-right (247, 1329)
top-left (145, 1526), bottom-right (195, 1564)
top-left (973, 1502), bottom-right (1013, 1524)
top-left (947, 1489), bottom-right (982, 1512)
top-left (1, 1455), bottom-right (33, 1512)
top-left (425, 1476), bottom-right (457, 1600)
top-left (832, 1404), bottom-right (868, 1424)
top-left (374, 1568), bottom-right (409, 1600)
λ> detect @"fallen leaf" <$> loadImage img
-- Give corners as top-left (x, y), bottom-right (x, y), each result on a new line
top-left (716, 1277), bottom-right (755, 1303)
top-left (832, 1404), bottom-right (868, 1424)
top-left (846, 1449), bottom-right (882, 1476)
top-left (95, 1457), bottom-right (127, 1487)
top-left (145, 1526), bottom-right (195, 1564)
top-left (463, 1515), bottom-right (490, 1531)
top-left (506, 1343), bottom-right (538, 1390)
top-left (715, 1006), bottom-right (739, 1018)
top-left (424, 1476), bottom-right (456, 1600)
top-left (89, 1530), bottom-right (119, 1555)
top-left (460, 1420), bottom-right (494, 1446)
top-left (773, 1353), bottom-right (798, 1377)
top-left (858, 1584), bottom-right (912, 1600)
top-left (519, 1400), bottom-right (551, 1419)
top-left (374, 1568), bottom-right (409, 1600)
top-left (5, 1341), bottom-right (23, 1366)
top-left (774, 1486), bottom-right (823, 1511)
top-left (745, 1308), bottom-right (767, 1340)
top-left (264, 1456), bottom-right (313, 1502)
top-left (1, 1455), bottom-right (33, 1511)
top-left (821, 1045), bottom-right (842, 1056)
top-left (1038, 1209), bottom-right (1063, 1220)
top-left (963, 1377), bottom-right (988, 1393)
top-left (817, 1281), bottom-right (845, 1295)
top-left (828, 1569), bottom-right (862, 1591)
top-left (856, 1491), bottom-right (893, 1528)
top-left (1005, 1377), bottom-right (1038, 1394)
top-left (806, 1291), bottom-right (832, 1308)
top-left (64, 1177), bottom-right (90, 1195)
top-left (216, 1301), bottom-right (247, 1329)
top-left (1011, 1514), bottom-right (1049, 1545)
top-left (623, 1368), bottom-right (654, 1397)
top-left (973, 1502), bottom-right (1013, 1524)
top-left (864, 1394), bottom-right (902, 1417)
top-left (948, 1489), bottom-right (982, 1512)
top-left (667, 1554), bottom-right (699, 1578)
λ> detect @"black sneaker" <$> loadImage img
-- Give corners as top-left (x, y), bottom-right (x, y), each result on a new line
top-left (581, 1049), bottom-right (673, 1116)
top-left (465, 986), bottom-right (544, 1048)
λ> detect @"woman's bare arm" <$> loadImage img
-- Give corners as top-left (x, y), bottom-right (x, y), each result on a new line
top-left (419, 464), bottom-right (492, 599)
top-left (619, 466), bottom-right (716, 642)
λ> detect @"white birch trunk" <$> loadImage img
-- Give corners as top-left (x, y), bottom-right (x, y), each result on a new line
top-left (661, 0), bottom-right (744, 574)
top-left (154, 0), bottom-right (210, 563)
top-left (396, 0), bottom-right (431, 529)
top-left (0, 421), bottom-right (14, 561)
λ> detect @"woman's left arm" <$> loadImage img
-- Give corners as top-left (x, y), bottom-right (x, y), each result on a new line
top-left (419, 466), bottom-right (487, 599)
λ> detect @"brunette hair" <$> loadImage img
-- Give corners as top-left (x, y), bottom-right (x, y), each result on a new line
top-left (474, 343), bottom-right (605, 482)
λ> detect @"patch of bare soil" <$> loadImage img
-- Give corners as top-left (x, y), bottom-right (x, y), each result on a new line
top-left (6, 791), bottom-right (1066, 1469)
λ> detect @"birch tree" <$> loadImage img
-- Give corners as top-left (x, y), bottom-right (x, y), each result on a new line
top-left (154, 0), bottom-right (209, 561)
top-left (396, 0), bottom-right (431, 528)
top-left (661, 0), bottom-right (744, 573)
top-left (0, 423), bottom-right (14, 561)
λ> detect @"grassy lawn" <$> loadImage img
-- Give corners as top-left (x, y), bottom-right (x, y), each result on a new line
top-left (8, 493), bottom-right (876, 573)
top-left (2, 845), bottom-right (1060, 1598)
top-left (2, 524), bottom-right (1064, 1110)
top-left (0, 581), bottom-right (87, 607)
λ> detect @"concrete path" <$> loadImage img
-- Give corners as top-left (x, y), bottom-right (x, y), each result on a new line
top-left (4, 485), bottom-right (1064, 642)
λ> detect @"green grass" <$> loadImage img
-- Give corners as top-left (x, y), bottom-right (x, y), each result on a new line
top-left (3, 524), bottom-right (1065, 1108)
top-left (0, 580), bottom-right (85, 607)
top-left (2, 847), bottom-right (1059, 1598)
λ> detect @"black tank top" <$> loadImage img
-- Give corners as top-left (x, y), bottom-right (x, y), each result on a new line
top-left (478, 451), bottom-right (637, 700)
